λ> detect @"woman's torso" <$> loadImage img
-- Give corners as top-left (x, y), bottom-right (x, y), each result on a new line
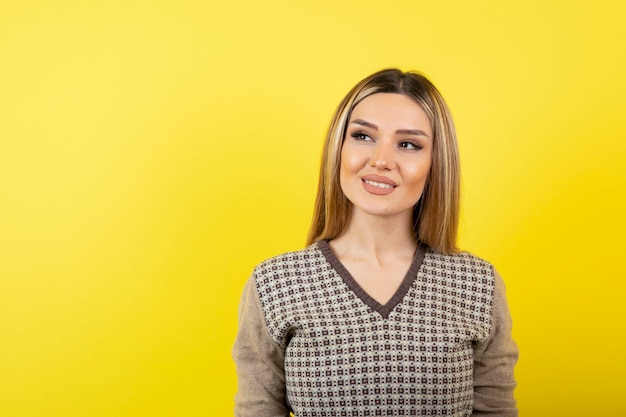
top-left (253, 240), bottom-right (495, 416)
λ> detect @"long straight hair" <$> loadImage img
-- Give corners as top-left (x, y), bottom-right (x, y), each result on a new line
top-left (306, 69), bottom-right (461, 254)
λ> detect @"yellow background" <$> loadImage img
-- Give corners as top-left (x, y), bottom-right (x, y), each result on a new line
top-left (1, 0), bottom-right (625, 415)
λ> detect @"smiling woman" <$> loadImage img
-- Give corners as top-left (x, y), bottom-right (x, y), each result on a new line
top-left (233, 69), bottom-right (518, 416)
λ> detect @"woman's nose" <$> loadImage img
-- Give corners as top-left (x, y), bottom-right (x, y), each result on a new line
top-left (369, 142), bottom-right (395, 170)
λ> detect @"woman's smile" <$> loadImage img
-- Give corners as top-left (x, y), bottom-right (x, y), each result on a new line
top-left (362, 174), bottom-right (397, 195)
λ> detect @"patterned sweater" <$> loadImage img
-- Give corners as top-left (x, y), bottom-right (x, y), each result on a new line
top-left (233, 241), bottom-right (518, 416)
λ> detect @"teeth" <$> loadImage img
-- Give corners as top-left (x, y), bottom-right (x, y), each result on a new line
top-left (364, 180), bottom-right (394, 189)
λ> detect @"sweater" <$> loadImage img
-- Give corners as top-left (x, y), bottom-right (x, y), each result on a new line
top-left (233, 240), bottom-right (518, 416)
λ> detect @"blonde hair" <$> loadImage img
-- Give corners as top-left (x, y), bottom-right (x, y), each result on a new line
top-left (306, 68), bottom-right (460, 254)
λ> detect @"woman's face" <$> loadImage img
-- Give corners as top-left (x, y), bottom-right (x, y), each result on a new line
top-left (340, 93), bottom-right (433, 222)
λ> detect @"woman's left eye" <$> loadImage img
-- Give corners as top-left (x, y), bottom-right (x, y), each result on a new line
top-left (399, 141), bottom-right (422, 150)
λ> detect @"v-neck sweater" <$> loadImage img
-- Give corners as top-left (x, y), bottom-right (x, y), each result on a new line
top-left (233, 241), bottom-right (518, 416)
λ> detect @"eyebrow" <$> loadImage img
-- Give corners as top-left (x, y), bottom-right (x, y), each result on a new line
top-left (350, 119), bottom-right (430, 137)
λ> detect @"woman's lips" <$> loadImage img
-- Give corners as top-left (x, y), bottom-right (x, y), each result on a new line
top-left (361, 175), bottom-right (397, 195)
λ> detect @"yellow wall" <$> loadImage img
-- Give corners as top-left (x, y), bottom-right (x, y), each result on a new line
top-left (1, 0), bottom-right (624, 415)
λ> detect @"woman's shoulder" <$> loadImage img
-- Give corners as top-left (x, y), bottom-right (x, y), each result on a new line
top-left (251, 242), bottom-right (335, 312)
top-left (424, 247), bottom-right (495, 278)
top-left (254, 242), bottom-right (323, 266)
top-left (252, 242), bottom-right (325, 276)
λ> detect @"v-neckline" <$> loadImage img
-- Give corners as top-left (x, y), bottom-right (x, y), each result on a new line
top-left (317, 239), bottom-right (426, 319)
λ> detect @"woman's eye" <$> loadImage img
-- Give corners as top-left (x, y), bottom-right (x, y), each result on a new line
top-left (350, 132), bottom-right (373, 142)
top-left (399, 141), bottom-right (422, 150)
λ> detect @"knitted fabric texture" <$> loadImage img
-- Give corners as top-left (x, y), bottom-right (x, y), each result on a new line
top-left (254, 241), bottom-right (495, 416)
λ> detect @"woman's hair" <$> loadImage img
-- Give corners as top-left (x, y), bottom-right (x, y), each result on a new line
top-left (306, 68), bottom-right (461, 254)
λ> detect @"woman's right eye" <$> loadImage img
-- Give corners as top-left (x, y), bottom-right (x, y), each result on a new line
top-left (350, 132), bottom-right (372, 141)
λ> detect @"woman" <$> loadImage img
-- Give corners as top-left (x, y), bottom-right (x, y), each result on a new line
top-left (233, 69), bottom-right (518, 416)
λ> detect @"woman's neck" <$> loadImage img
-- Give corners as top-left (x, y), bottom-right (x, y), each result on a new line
top-left (330, 210), bottom-right (417, 263)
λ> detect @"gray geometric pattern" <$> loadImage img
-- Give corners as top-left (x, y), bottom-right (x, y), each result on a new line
top-left (254, 241), bottom-right (495, 416)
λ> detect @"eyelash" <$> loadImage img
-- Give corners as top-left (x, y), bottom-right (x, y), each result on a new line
top-left (350, 131), bottom-right (423, 150)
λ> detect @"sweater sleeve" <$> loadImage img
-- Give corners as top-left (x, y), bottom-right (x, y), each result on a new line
top-left (232, 276), bottom-right (290, 417)
top-left (472, 270), bottom-right (519, 416)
